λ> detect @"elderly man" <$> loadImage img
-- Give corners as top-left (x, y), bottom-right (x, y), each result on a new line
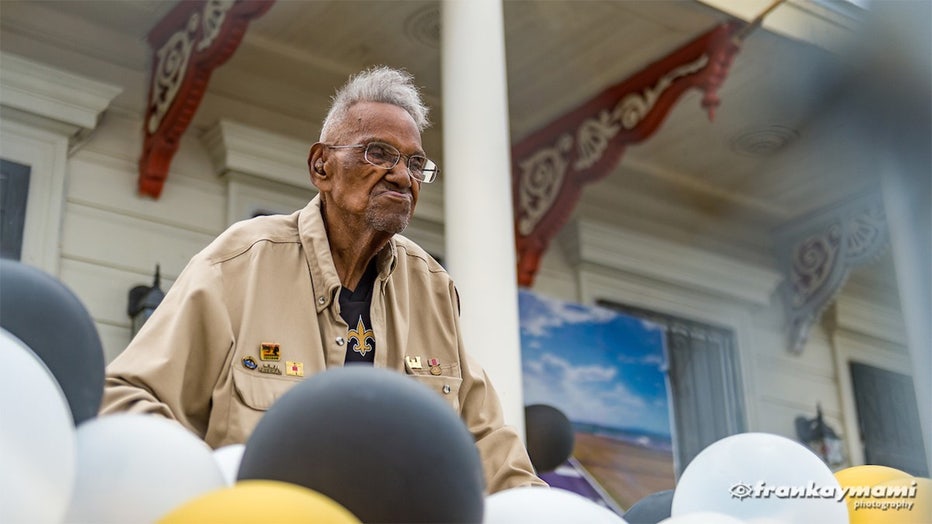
top-left (102, 66), bottom-right (546, 493)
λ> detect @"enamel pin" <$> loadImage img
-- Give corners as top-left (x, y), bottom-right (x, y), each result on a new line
top-left (260, 342), bottom-right (281, 361)
top-left (286, 361), bottom-right (304, 377)
top-left (258, 363), bottom-right (282, 375)
top-left (405, 355), bottom-right (423, 370)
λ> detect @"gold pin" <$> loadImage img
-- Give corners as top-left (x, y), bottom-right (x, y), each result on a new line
top-left (429, 358), bottom-right (442, 376)
top-left (260, 342), bottom-right (281, 361)
top-left (405, 355), bottom-right (423, 370)
top-left (286, 361), bottom-right (304, 377)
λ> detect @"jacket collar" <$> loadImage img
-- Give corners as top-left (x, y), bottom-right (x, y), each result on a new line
top-left (298, 195), bottom-right (397, 313)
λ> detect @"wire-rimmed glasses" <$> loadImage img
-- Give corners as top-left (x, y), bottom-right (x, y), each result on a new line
top-left (325, 141), bottom-right (439, 183)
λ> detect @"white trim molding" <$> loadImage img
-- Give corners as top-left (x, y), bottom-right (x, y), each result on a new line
top-left (0, 51), bottom-right (122, 141)
top-left (201, 119), bottom-right (311, 190)
top-left (561, 218), bottom-right (782, 307)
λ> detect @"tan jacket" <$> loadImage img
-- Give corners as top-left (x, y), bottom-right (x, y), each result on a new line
top-left (102, 195), bottom-right (545, 493)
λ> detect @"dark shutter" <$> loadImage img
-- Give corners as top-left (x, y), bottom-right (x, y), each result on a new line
top-left (850, 362), bottom-right (929, 476)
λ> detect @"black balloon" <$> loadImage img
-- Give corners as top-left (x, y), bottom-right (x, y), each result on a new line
top-left (524, 404), bottom-right (574, 473)
top-left (0, 259), bottom-right (105, 425)
top-left (238, 366), bottom-right (485, 523)
top-left (621, 489), bottom-right (674, 524)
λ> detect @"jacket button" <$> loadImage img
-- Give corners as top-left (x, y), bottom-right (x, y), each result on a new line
top-left (335, 337), bottom-right (345, 346)
top-left (318, 296), bottom-right (326, 304)
top-left (442, 384), bottom-right (451, 394)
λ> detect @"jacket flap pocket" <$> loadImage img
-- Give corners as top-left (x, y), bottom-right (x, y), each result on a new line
top-left (408, 374), bottom-right (463, 414)
top-left (232, 366), bottom-right (298, 411)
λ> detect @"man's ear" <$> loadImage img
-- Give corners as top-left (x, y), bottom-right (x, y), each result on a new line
top-left (308, 143), bottom-right (331, 191)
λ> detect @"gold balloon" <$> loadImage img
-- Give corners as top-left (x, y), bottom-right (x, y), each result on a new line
top-left (855, 477), bottom-right (931, 524)
top-left (158, 480), bottom-right (361, 524)
top-left (833, 465), bottom-right (930, 524)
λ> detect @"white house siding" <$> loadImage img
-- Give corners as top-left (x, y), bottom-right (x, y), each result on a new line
top-left (61, 124), bottom-right (226, 361)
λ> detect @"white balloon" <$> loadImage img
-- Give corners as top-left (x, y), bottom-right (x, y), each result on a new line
top-left (671, 432), bottom-right (848, 524)
top-left (485, 486), bottom-right (628, 524)
top-left (0, 328), bottom-right (76, 524)
top-left (64, 413), bottom-right (226, 524)
top-left (212, 443), bottom-right (246, 486)
top-left (659, 512), bottom-right (747, 524)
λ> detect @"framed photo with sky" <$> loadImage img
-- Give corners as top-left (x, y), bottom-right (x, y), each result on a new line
top-left (518, 289), bottom-right (676, 511)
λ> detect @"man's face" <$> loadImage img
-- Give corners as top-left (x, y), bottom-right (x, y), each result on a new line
top-left (315, 102), bottom-right (422, 235)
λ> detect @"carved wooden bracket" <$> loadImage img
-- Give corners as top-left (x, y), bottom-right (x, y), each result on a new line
top-left (511, 22), bottom-right (744, 287)
top-left (139, 0), bottom-right (274, 198)
top-left (773, 192), bottom-right (889, 353)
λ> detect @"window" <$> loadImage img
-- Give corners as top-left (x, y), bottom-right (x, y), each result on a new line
top-left (0, 159), bottom-right (31, 260)
top-left (598, 300), bottom-right (747, 476)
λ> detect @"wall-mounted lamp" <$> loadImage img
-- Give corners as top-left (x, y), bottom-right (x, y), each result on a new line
top-left (795, 403), bottom-right (845, 467)
top-left (127, 264), bottom-right (165, 338)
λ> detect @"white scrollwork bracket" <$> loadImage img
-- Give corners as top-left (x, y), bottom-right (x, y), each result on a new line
top-left (773, 192), bottom-right (889, 353)
top-left (518, 134), bottom-right (573, 236)
top-left (573, 54), bottom-right (709, 171)
top-left (198, 0), bottom-right (236, 51)
top-left (148, 14), bottom-right (199, 134)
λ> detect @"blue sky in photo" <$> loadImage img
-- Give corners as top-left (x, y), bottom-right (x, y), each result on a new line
top-left (519, 289), bottom-right (671, 437)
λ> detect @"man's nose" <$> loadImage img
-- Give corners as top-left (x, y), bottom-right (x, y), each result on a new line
top-left (386, 161), bottom-right (414, 188)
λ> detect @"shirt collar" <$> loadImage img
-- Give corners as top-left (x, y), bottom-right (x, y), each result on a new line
top-left (299, 195), bottom-right (397, 313)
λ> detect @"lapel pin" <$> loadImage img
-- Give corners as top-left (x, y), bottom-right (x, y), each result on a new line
top-left (406, 355), bottom-right (423, 370)
top-left (259, 363), bottom-right (282, 375)
top-left (429, 358), bottom-right (442, 376)
top-left (260, 342), bottom-right (281, 361)
top-left (242, 356), bottom-right (258, 370)
top-left (286, 361), bottom-right (304, 377)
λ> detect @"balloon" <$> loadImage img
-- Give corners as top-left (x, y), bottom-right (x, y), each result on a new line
top-left (623, 489), bottom-right (674, 524)
top-left (485, 486), bottom-right (628, 524)
top-left (671, 432), bottom-right (848, 523)
top-left (238, 366), bottom-right (485, 523)
top-left (525, 404), bottom-right (575, 473)
top-left (844, 476), bottom-right (931, 524)
top-left (0, 258), bottom-right (105, 425)
top-left (213, 444), bottom-right (246, 486)
top-left (834, 464), bottom-right (912, 520)
top-left (0, 328), bottom-right (76, 524)
top-left (158, 480), bottom-right (360, 523)
top-left (658, 512), bottom-right (746, 524)
top-left (64, 413), bottom-right (226, 524)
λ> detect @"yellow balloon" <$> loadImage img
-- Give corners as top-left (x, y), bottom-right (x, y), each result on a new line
top-left (835, 464), bottom-right (912, 486)
top-left (834, 464), bottom-right (912, 522)
top-left (158, 480), bottom-right (361, 524)
top-left (855, 477), bottom-right (931, 524)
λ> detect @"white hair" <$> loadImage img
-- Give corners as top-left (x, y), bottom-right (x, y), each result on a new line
top-left (320, 66), bottom-right (430, 141)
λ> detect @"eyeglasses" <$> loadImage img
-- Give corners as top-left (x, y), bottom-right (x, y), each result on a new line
top-left (325, 142), bottom-right (439, 183)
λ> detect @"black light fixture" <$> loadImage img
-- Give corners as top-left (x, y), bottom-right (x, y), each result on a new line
top-left (795, 403), bottom-right (845, 467)
top-left (127, 264), bottom-right (165, 337)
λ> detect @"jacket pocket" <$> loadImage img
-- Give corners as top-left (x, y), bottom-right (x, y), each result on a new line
top-left (407, 374), bottom-right (463, 414)
top-left (232, 365), bottom-right (300, 411)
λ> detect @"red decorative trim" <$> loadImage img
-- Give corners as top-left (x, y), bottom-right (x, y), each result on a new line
top-left (512, 22), bottom-right (742, 287)
top-left (139, 0), bottom-right (274, 198)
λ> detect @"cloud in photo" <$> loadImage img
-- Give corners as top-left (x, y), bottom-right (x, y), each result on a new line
top-left (519, 290), bottom-right (617, 337)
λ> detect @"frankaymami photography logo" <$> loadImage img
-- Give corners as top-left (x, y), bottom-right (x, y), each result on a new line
top-left (729, 480), bottom-right (919, 511)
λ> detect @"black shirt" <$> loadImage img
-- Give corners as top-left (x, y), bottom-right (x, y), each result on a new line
top-left (339, 259), bottom-right (378, 364)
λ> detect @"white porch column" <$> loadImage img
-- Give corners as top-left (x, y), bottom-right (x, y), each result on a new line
top-left (881, 165), bottom-right (932, 474)
top-left (441, 0), bottom-right (526, 438)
